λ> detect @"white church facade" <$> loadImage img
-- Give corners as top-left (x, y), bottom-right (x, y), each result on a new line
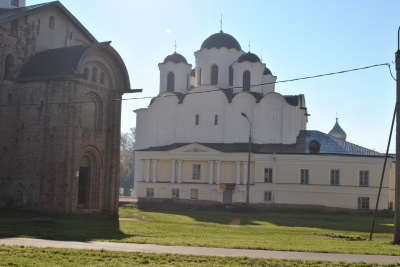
top-left (134, 30), bottom-right (392, 210)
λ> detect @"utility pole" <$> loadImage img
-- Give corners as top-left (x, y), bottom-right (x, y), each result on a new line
top-left (241, 113), bottom-right (251, 205)
top-left (394, 26), bottom-right (400, 244)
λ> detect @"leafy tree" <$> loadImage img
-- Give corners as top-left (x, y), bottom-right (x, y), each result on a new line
top-left (120, 127), bottom-right (135, 196)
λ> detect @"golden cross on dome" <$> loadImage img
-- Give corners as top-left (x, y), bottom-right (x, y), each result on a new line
top-left (220, 14), bottom-right (222, 31)
top-left (174, 40), bottom-right (177, 53)
top-left (248, 40), bottom-right (250, 52)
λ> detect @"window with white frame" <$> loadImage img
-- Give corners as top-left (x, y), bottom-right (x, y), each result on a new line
top-left (172, 188), bottom-right (179, 198)
top-left (146, 188), bottom-right (154, 197)
top-left (359, 170), bottom-right (369, 187)
top-left (264, 168), bottom-right (273, 183)
top-left (300, 169), bottom-right (309, 184)
top-left (264, 191), bottom-right (272, 202)
top-left (192, 164), bottom-right (201, 179)
top-left (358, 197), bottom-right (369, 209)
top-left (330, 169), bottom-right (340, 185)
top-left (191, 189), bottom-right (198, 199)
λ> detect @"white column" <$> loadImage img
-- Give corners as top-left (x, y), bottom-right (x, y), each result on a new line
top-left (216, 161), bottom-right (221, 184)
top-left (145, 160), bottom-right (151, 183)
top-left (208, 161), bottom-right (214, 184)
top-left (170, 160), bottom-right (176, 183)
top-left (177, 160), bottom-right (183, 183)
top-left (242, 161), bottom-right (248, 185)
top-left (235, 161), bottom-right (241, 185)
top-left (152, 160), bottom-right (158, 183)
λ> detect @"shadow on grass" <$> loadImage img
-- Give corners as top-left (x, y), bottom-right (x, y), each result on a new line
top-left (133, 203), bottom-right (394, 234)
top-left (0, 208), bottom-right (133, 241)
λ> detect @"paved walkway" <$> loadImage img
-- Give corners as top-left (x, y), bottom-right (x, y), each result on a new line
top-left (1, 237), bottom-right (400, 264)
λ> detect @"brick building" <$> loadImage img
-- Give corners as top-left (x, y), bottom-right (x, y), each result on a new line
top-left (0, 1), bottom-right (136, 214)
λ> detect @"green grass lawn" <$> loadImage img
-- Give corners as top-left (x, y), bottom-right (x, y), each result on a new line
top-left (0, 245), bottom-right (396, 267)
top-left (0, 204), bottom-right (399, 256)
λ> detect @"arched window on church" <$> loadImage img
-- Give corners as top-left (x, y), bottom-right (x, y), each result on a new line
top-left (243, 71), bottom-right (250, 91)
top-left (198, 67), bottom-right (201, 85)
top-left (100, 72), bottom-right (105, 84)
top-left (81, 93), bottom-right (102, 131)
top-left (195, 114), bottom-right (200, 125)
top-left (83, 68), bottom-right (89, 80)
top-left (167, 72), bottom-right (174, 91)
top-left (214, 114), bottom-right (218, 125)
top-left (92, 67), bottom-right (97, 82)
top-left (229, 65), bottom-right (233, 86)
top-left (4, 54), bottom-right (14, 79)
top-left (10, 19), bottom-right (18, 36)
top-left (211, 65), bottom-right (218, 85)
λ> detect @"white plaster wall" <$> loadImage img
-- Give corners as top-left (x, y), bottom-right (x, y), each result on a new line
top-left (262, 74), bottom-right (277, 94)
top-left (27, 7), bottom-right (93, 53)
top-left (194, 48), bottom-right (243, 88)
top-left (135, 86), bottom-right (306, 148)
top-left (232, 61), bottom-right (265, 94)
top-left (0, 0), bottom-right (26, 8)
top-left (159, 62), bottom-right (192, 94)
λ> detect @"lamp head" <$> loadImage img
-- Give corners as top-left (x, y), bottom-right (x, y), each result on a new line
top-left (241, 112), bottom-right (247, 118)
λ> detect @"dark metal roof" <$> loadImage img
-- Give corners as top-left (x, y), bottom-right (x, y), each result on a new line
top-left (264, 67), bottom-right (272, 75)
top-left (0, 1), bottom-right (97, 43)
top-left (163, 52), bottom-right (188, 64)
top-left (283, 95), bottom-right (299, 106)
top-left (18, 44), bottom-right (91, 79)
top-left (200, 31), bottom-right (241, 51)
top-left (237, 52), bottom-right (261, 63)
top-left (137, 130), bottom-right (384, 157)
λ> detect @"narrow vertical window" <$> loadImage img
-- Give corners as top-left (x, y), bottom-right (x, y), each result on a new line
top-left (330, 169), bottom-right (340, 185)
top-left (10, 19), bottom-right (18, 36)
top-left (198, 67), bottom-right (201, 85)
top-left (214, 114), bottom-right (218, 126)
top-left (191, 189), bottom-right (198, 199)
top-left (167, 72), bottom-right (174, 91)
top-left (49, 16), bottom-right (54, 29)
top-left (264, 191), bottom-right (272, 202)
top-left (70, 32), bottom-right (73, 40)
top-left (187, 74), bottom-right (189, 90)
top-left (243, 71), bottom-right (250, 91)
top-left (229, 65), bottom-right (233, 86)
top-left (192, 164), bottom-right (201, 179)
top-left (172, 188), bottom-right (179, 198)
top-left (100, 72), bottom-right (105, 84)
top-left (195, 114), bottom-right (199, 126)
top-left (4, 54), bottom-right (14, 79)
top-left (211, 65), bottom-right (218, 85)
top-left (264, 168), bottom-right (273, 183)
top-left (83, 68), bottom-right (89, 80)
top-left (300, 169), bottom-right (309, 184)
top-left (91, 67), bottom-right (97, 82)
top-left (359, 170), bottom-right (369, 187)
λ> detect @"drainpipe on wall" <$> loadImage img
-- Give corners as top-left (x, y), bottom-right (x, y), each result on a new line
top-left (273, 152), bottom-right (276, 203)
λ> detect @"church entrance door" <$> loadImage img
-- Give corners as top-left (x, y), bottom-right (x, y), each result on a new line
top-left (223, 188), bottom-right (232, 204)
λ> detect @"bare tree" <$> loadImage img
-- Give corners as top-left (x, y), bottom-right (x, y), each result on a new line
top-left (120, 127), bottom-right (135, 195)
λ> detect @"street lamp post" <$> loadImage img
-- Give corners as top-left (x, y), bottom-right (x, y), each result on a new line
top-left (394, 26), bottom-right (400, 244)
top-left (241, 113), bottom-right (251, 205)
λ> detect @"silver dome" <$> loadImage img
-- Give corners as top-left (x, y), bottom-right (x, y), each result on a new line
top-left (328, 118), bottom-right (347, 140)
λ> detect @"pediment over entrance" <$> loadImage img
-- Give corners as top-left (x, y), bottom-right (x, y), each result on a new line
top-left (170, 143), bottom-right (221, 155)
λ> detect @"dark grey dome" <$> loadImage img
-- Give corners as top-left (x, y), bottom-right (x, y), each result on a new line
top-left (201, 31), bottom-right (241, 50)
top-left (163, 52), bottom-right (188, 64)
top-left (328, 118), bottom-right (347, 140)
top-left (237, 52), bottom-right (261, 63)
top-left (263, 67), bottom-right (272, 75)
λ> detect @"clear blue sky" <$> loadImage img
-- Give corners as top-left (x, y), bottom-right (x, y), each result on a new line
top-left (29, 0), bottom-right (400, 152)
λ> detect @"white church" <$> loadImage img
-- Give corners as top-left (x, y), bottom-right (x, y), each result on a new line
top-left (134, 30), bottom-right (392, 210)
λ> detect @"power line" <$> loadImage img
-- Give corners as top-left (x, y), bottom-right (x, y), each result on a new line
top-left (0, 62), bottom-right (393, 107)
